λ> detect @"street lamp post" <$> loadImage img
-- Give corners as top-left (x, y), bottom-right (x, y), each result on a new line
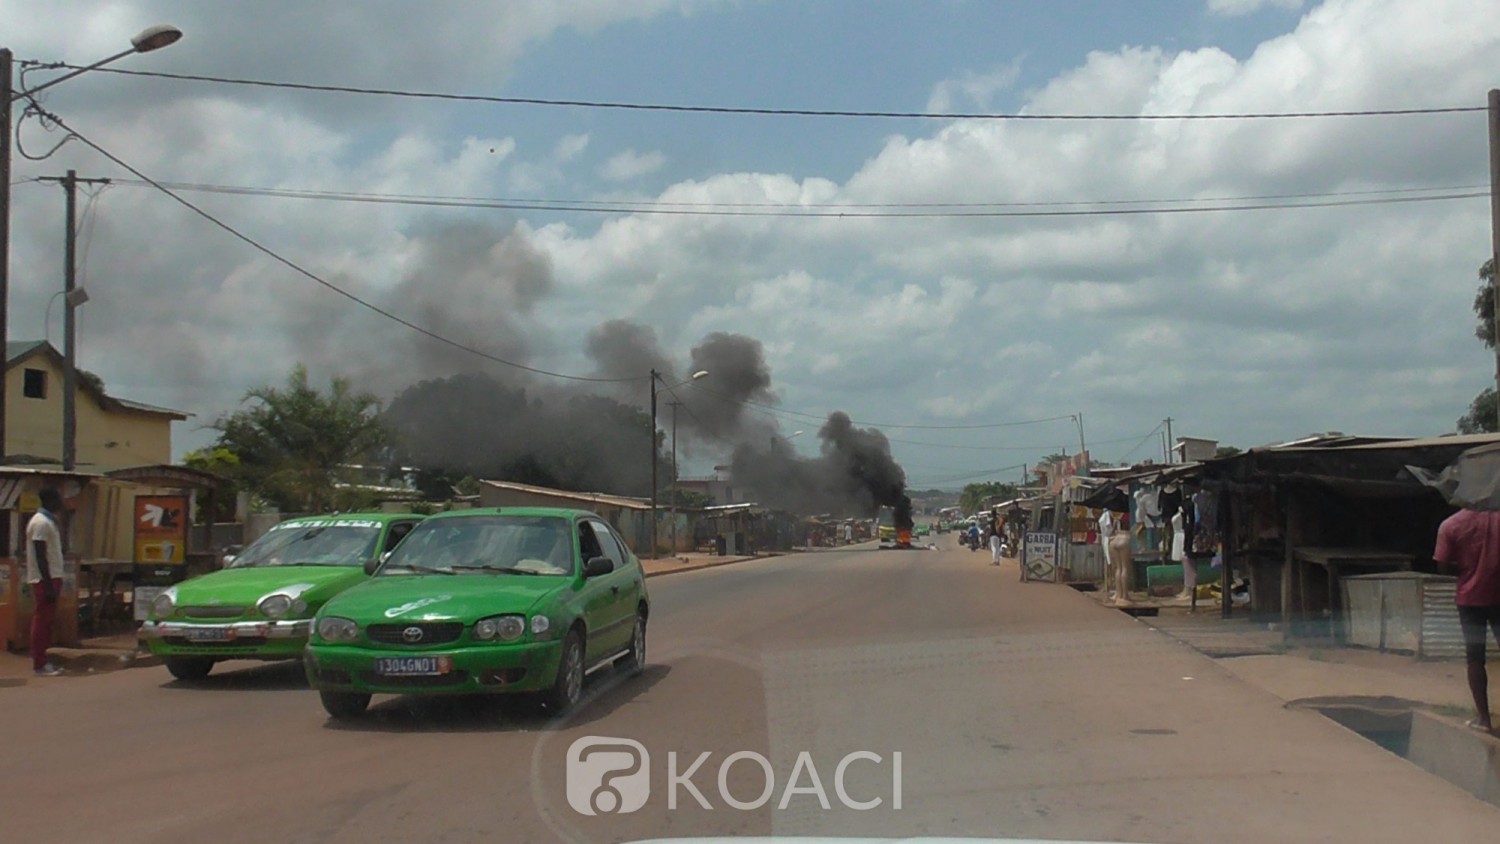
top-left (0, 24), bottom-right (181, 459)
top-left (649, 369), bottom-right (708, 559)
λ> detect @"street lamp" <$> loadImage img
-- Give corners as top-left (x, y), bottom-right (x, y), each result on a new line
top-left (651, 369), bottom-right (708, 558)
top-left (0, 23), bottom-right (182, 458)
top-left (42, 287), bottom-right (89, 344)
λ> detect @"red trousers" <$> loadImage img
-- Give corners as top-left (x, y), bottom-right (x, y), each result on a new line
top-left (31, 578), bottom-right (61, 670)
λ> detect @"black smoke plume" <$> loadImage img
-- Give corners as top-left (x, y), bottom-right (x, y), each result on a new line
top-left (728, 411), bottom-right (907, 517)
top-left (275, 220), bottom-right (903, 506)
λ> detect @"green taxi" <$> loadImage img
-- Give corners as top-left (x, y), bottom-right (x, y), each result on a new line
top-left (140, 512), bottom-right (424, 680)
top-left (305, 507), bottom-right (648, 719)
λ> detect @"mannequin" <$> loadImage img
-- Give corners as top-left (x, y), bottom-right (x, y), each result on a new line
top-left (1171, 509), bottom-right (1195, 598)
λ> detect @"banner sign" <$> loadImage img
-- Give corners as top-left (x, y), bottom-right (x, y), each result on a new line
top-left (134, 495), bottom-right (188, 565)
top-left (1022, 531), bottom-right (1058, 582)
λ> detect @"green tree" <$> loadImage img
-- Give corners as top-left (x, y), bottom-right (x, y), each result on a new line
top-left (182, 446), bottom-right (241, 523)
top-left (959, 481), bottom-right (1019, 514)
top-left (1464, 259), bottom-right (1500, 433)
top-left (212, 365), bottom-right (391, 513)
top-left (1214, 445), bottom-right (1243, 459)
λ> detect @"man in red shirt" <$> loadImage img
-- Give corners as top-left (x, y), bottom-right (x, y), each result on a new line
top-left (1433, 508), bottom-right (1500, 733)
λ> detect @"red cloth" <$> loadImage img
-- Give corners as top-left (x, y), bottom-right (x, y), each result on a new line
top-left (1434, 510), bottom-right (1500, 607)
top-left (30, 577), bottom-right (61, 670)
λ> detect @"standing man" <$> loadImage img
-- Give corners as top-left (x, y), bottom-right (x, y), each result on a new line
top-left (26, 487), bottom-right (66, 677)
top-left (988, 514), bottom-right (1003, 565)
top-left (1433, 507), bottom-right (1500, 733)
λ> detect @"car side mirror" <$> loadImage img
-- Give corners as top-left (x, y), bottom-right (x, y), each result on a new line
top-left (364, 553), bottom-right (389, 576)
top-left (583, 556), bottom-right (614, 578)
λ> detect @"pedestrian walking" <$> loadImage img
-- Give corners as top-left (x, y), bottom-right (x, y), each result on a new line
top-left (989, 518), bottom-right (1003, 565)
top-left (1433, 507), bottom-right (1500, 733)
top-left (26, 487), bottom-right (66, 677)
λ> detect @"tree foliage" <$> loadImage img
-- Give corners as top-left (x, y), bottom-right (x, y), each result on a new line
top-left (182, 446), bottom-right (242, 523)
top-left (212, 366), bottom-right (391, 513)
top-left (1464, 260), bottom-right (1500, 432)
top-left (1458, 388), bottom-right (1498, 435)
top-left (1214, 445), bottom-right (1243, 459)
top-left (959, 481), bottom-right (1019, 514)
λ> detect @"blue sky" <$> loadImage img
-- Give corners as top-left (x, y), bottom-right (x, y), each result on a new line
top-left (3, 0), bottom-right (1497, 487)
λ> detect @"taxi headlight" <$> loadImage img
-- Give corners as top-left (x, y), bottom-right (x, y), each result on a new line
top-left (530, 615), bottom-right (551, 637)
top-left (258, 594), bottom-right (293, 619)
top-left (151, 592), bottom-right (175, 619)
top-left (317, 616), bottom-right (359, 642)
top-left (473, 614), bottom-right (525, 642)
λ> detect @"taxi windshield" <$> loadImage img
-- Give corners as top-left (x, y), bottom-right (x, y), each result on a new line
top-left (228, 522), bottom-right (381, 568)
top-left (380, 515), bottom-right (573, 576)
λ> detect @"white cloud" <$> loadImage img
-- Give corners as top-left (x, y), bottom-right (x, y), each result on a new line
top-left (926, 59), bottom-right (1024, 113)
top-left (553, 133), bottom-right (591, 162)
top-left (599, 149), bottom-right (667, 181)
top-left (1208, 0), bottom-right (1307, 15)
top-left (6, 0), bottom-right (1498, 475)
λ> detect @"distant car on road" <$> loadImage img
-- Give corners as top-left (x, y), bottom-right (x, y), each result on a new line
top-left (140, 512), bottom-right (424, 681)
top-left (305, 507), bottom-right (648, 719)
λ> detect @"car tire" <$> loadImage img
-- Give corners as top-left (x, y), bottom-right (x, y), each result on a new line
top-left (542, 630), bottom-right (585, 714)
top-left (319, 691), bottom-right (371, 719)
top-left (164, 656), bottom-right (214, 681)
top-left (619, 612), bottom-right (646, 677)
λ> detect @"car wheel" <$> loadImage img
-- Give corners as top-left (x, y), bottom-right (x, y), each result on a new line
top-left (619, 613), bottom-right (646, 677)
top-left (319, 691), bottom-right (371, 719)
top-left (542, 630), bottom-right (585, 714)
top-left (164, 656), bottom-right (214, 681)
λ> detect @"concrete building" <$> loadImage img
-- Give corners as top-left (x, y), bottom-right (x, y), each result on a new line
top-left (5, 341), bottom-right (188, 470)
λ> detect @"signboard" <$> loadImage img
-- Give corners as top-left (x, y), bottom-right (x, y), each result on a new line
top-left (1022, 531), bottom-right (1058, 582)
top-left (134, 495), bottom-right (188, 565)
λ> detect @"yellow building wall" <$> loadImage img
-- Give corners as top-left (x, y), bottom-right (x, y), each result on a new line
top-left (5, 353), bottom-right (176, 470)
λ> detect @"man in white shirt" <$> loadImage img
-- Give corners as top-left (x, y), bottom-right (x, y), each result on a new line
top-left (26, 487), bottom-right (65, 676)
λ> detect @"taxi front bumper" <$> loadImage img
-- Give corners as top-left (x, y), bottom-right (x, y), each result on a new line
top-left (305, 639), bottom-right (563, 695)
top-left (140, 619), bottom-right (312, 659)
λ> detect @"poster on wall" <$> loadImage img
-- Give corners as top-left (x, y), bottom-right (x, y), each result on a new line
top-left (1022, 531), bottom-right (1058, 582)
top-left (134, 495), bottom-right (188, 565)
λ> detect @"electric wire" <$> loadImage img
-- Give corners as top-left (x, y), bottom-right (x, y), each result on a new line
top-left (36, 63), bottom-right (1486, 120)
top-left (104, 177), bottom-right (1485, 219)
top-left (32, 105), bottom-right (642, 384)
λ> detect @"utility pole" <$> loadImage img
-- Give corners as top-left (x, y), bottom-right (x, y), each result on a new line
top-left (1074, 412), bottom-right (1087, 462)
top-left (39, 171), bottom-right (108, 471)
top-left (649, 369), bottom-right (659, 559)
top-left (1164, 417), bottom-right (1175, 463)
top-left (1488, 89), bottom-right (1500, 424)
top-left (669, 400), bottom-right (682, 557)
top-left (0, 48), bottom-right (12, 459)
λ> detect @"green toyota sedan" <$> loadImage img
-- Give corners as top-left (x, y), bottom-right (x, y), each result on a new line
top-left (140, 512), bottom-right (424, 680)
top-left (305, 507), bottom-right (648, 719)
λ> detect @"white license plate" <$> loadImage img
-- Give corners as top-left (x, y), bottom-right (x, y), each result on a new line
top-left (183, 627), bottom-right (233, 642)
top-left (375, 656), bottom-right (452, 676)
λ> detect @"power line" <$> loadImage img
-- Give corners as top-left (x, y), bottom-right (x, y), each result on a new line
top-left (106, 177), bottom-right (1485, 219)
top-left (107, 177), bottom-right (1486, 212)
top-left (908, 463), bottom-right (1027, 485)
top-left (35, 106), bottom-right (640, 384)
top-left (687, 383), bottom-right (1077, 430)
top-left (38, 63), bottom-right (1486, 121)
top-left (1117, 421), bottom-right (1168, 463)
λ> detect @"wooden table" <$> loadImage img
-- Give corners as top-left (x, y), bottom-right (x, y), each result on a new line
top-left (78, 561), bottom-right (134, 632)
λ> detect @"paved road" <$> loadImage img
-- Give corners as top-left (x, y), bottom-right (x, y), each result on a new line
top-left (3, 544), bottom-right (1499, 843)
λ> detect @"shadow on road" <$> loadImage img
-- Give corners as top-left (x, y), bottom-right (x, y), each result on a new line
top-left (159, 660), bottom-right (310, 692)
top-left (321, 662), bottom-right (671, 733)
